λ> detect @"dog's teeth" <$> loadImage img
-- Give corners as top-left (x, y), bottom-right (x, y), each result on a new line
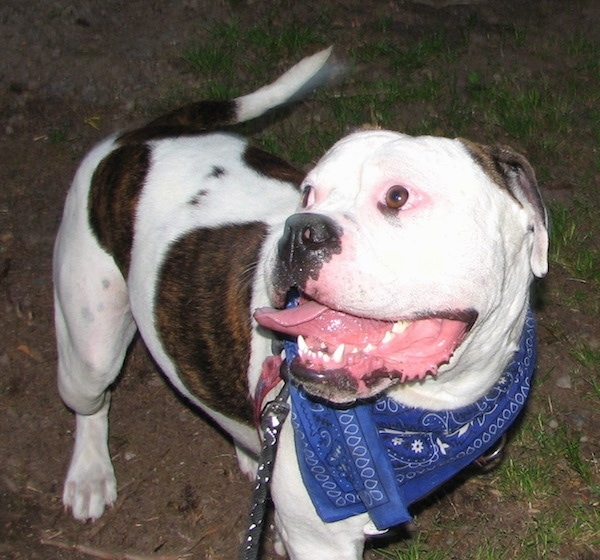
top-left (332, 343), bottom-right (345, 363)
top-left (322, 353), bottom-right (331, 363)
top-left (297, 335), bottom-right (309, 354)
top-left (392, 321), bottom-right (409, 334)
top-left (381, 331), bottom-right (395, 344)
top-left (364, 343), bottom-right (376, 353)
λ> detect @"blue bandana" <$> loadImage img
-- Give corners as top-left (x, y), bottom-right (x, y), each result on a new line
top-left (288, 310), bottom-right (536, 531)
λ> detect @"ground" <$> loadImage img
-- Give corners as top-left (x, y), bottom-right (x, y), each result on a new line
top-left (0, 1), bottom-right (599, 559)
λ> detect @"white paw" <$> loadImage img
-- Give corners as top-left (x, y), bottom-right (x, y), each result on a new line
top-left (63, 456), bottom-right (117, 521)
top-left (273, 528), bottom-right (287, 557)
top-left (63, 406), bottom-right (116, 521)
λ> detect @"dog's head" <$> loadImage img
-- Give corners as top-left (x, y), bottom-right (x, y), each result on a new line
top-left (256, 130), bottom-right (548, 406)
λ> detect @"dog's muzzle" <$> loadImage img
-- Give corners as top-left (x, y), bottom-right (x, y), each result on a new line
top-left (273, 213), bottom-right (342, 297)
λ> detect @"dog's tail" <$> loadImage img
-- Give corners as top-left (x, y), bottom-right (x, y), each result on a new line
top-left (118, 47), bottom-right (338, 144)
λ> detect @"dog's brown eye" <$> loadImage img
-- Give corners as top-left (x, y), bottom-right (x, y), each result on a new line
top-left (300, 185), bottom-right (314, 208)
top-left (385, 185), bottom-right (409, 209)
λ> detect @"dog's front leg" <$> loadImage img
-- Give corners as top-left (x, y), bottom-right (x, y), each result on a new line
top-left (271, 422), bottom-right (368, 560)
top-left (63, 396), bottom-right (116, 520)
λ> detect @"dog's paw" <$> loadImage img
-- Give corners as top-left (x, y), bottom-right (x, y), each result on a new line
top-left (235, 444), bottom-right (258, 480)
top-left (273, 529), bottom-right (287, 557)
top-left (63, 456), bottom-right (117, 521)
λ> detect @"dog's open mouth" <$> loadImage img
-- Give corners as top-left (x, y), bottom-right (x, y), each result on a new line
top-left (254, 298), bottom-right (476, 402)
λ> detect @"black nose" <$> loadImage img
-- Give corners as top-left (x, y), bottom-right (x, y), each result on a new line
top-left (276, 213), bottom-right (342, 288)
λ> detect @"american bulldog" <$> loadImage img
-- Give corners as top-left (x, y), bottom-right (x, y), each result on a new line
top-left (54, 46), bottom-right (548, 560)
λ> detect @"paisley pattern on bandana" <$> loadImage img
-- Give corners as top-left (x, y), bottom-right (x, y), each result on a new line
top-left (290, 310), bottom-right (536, 530)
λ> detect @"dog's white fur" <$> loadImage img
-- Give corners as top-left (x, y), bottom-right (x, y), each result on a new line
top-left (54, 48), bottom-right (548, 560)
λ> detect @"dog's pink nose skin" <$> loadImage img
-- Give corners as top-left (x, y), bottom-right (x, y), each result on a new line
top-left (274, 213), bottom-right (342, 293)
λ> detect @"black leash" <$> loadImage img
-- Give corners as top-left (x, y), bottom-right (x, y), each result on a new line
top-left (240, 362), bottom-right (291, 560)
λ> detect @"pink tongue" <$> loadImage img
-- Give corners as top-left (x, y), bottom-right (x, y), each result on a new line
top-left (254, 302), bottom-right (391, 346)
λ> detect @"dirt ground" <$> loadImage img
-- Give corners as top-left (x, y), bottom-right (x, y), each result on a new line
top-left (0, 1), bottom-right (598, 559)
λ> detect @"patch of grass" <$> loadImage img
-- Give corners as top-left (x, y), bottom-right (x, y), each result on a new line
top-left (376, 532), bottom-right (449, 560)
top-left (498, 455), bottom-right (555, 498)
top-left (180, 13), bottom-right (329, 103)
top-left (548, 201), bottom-right (600, 283)
top-left (570, 341), bottom-right (600, 373)
top-left (584, 374), bottom-right (600, 400)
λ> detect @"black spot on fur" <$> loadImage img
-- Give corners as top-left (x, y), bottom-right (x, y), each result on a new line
top-left (189, 190), bottom-right (209, 205)
top-left (209, 166), bottom-right (226, 179)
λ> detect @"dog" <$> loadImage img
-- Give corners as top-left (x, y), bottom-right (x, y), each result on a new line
top-left (54, 47), bottom-right (548, 560)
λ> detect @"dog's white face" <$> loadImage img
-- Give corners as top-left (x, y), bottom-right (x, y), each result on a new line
top-left (256, 129), bottom-right (548, 407)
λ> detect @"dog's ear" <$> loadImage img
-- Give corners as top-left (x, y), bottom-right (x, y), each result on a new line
top-left (462, 141), bottom-right (549, 278)
top-left (492, 146), bottom-right (549, 278)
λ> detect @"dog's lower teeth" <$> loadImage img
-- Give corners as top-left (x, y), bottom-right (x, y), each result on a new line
top-left (332, 343), bottom-right (345, 363)
top-left (381, 332), bottom-right (394, 345)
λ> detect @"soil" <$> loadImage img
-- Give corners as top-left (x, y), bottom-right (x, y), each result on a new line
top-left (0, 1), bottom-right (598, 559)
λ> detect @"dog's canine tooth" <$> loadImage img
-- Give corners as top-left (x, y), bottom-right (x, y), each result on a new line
top-left (298, 335), bottom-right (309, 354)
top-left (332, 343), bottom-right (345, 363)
top-left (381, 331), bottom-right (395, 345)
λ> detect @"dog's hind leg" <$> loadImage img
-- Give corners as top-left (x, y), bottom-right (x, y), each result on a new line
top-left (54, 248), bottom-right (136, 520)
top-left (53, 142), bottom-right (137, 521)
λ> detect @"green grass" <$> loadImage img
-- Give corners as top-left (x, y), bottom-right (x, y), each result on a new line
top-left (180, 14), bottom-right (329, 100)
top-left (376, 533), bottom-right (449, 560)
top-left (548, 201), bottom-right (600, 283)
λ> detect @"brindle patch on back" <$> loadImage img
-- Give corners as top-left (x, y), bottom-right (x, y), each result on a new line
top-left (117, 100), bottom-right (238, 144)
top-left (244, 146), bottom-right (305, 186)
top-left (88, 143), bottom-right (150, 276)
top-left (155, 222), bottom-right (268, 425)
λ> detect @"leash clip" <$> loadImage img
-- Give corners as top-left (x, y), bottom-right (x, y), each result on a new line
top-left (260, 397), bottom-right (290, 446)
top-left (260, 361), bottom-right (291, 445)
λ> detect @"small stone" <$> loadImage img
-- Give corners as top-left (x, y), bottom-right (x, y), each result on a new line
top-left (548, 418), bottom-right (559, 430)
top-left (555, 374), bottom-right (572, 389)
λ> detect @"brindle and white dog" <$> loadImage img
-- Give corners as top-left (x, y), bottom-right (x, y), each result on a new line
top-left (54, 48), bottom-right (548, 559)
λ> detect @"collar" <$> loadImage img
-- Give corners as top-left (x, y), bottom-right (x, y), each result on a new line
top-left (288, 310), bottom-right (537, 531)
